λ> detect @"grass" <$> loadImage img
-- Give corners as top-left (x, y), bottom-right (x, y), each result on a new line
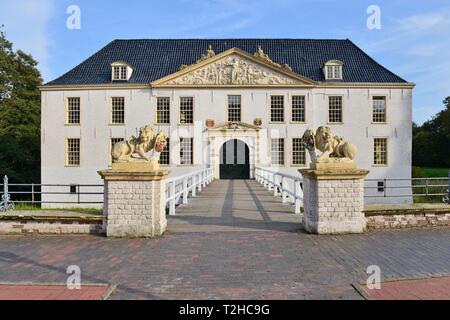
top-left (412, 167), bottom-right (449, 203)
top-left (421, 167), bottom-right (449, 178)
top-left (14, 203), bottom-right (102, 215)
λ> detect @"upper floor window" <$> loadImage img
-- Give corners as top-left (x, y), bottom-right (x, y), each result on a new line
top-left (270, 95), bottom-right (284, 123)
top-left (111, 62), bottom-right (133, 81)
top-left (66, 97), bottom-right (80, 125)
top-left (328, 96), bottom-right (343, 123)
top-left (372, 96), bottom-right (387, 123)
top-left (180, 97), bottom-right (194, 124)
top-left (228, 95), bottom-right (241, 122)
top-left (156, 97), bottom-right (170, 124)
top-left (323, 60), bottom-right (343, 80)
top-left (291, 95), bottom-right (305, 122)
top-left (111, 97), bottom-right (125, 124)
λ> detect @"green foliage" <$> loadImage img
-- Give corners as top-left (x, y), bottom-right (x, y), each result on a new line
top-left (0, 27), bottom-right (42, 183)
top-left (413, 97), bottom-right (450, 168)
top-left (412, 166), bottom-right (426, 178)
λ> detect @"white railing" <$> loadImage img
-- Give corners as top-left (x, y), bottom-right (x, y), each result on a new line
top-left (255, 167), bottom-right (303, 214)
top-left (165, 168), bottom-right (214, 215)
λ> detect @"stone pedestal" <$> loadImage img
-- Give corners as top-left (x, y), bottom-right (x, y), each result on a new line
top-left (299, 162), bottom-right (369, 234)
top-left (98, 165), bottom-right (169, 238)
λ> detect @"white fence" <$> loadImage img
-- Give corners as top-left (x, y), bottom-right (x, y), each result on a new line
top-left (255, 166), bottom-right (303, 214)
top-left (165, 168), bottom-right (214, 215)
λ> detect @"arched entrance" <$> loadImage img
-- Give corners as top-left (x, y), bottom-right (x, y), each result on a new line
top-left (219, 139), bottom-right (250, 179)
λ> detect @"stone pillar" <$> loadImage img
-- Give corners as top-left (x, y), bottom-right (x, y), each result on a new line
top-left (299, 162), bottom-right (369, 234)
top-left (98, 165), bottom-right (169, 238)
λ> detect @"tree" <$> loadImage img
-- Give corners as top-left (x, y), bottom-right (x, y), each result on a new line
top-left (0, 27), bottom-right (42, 183)
top-left (412, 97), bottom-right (450, 167)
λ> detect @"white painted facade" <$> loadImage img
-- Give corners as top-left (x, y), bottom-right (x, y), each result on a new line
top-left (40, 47), bottom-right (414, 207)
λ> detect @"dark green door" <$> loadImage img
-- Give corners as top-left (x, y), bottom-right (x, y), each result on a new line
top-left (220, 139), bottom-right (250, 180)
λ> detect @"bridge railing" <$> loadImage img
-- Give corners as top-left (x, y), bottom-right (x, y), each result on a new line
top-left (255, 167), bottom-right (303, 214)
top-left (165, 167), bottom-right (214, 215)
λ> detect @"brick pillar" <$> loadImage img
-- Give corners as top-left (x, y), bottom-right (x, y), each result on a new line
top-left (98, 169), bottom-right (169, 238)
top-left (299, 164), bottom-right (369, 234)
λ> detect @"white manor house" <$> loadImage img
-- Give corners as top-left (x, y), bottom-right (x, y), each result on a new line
top-left (40, 39), bottom-right (414, 206)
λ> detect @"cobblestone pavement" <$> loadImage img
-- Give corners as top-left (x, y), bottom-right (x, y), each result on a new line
top-left (0, 180), bottom-right (449, 299)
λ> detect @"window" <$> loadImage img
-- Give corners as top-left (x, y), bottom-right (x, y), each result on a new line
top-left (292, 138), bottom-right (306, 165)
top-left (156, 97), bottom-right (170, 124)
top-left (374, 138), bottom-right (388, 165)
top-left (67, 97), bottom-right (80, 124)
top-left (180, 97), bottom-right (194, 124)
top-left (180, 138), bottom-right (193, 165)
top-left (292, 95), bottom-right (305, 122)
top-left (112, 66), bottom-right (127, 80)
top-left (66, 138), bottom-right (80, 166)
top-left (111, 97), bottom-right (125, 124)
top-left (271, 138), bottom-right (285, 165)
top-left (270, 96), bottom-right (284, 122)
top-left (159, 138), bottom-right (170, 165)
top-left (328, 96), bottom-right (343, 123)
top-left (228, 95), bottom-right (241, 122)
top-left (70, 185), bottom-right (77, 194)
top-left (110, 138), bottom-right (124, 164)
top-left (324, 60), bottom-right (343, 80)
top-left (373, 96), bottom-right (386, 123)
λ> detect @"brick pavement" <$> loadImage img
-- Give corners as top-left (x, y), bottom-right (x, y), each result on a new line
top-left (0, 180), bottom-right (449, 299)
top-left (0, 284), bottom-right (110, 300)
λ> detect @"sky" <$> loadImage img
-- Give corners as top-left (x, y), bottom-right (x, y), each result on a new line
top-left (1, 0), bottom-right (449, 124)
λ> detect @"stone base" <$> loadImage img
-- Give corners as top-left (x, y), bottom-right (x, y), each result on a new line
top-left (98, 169), bottom-right (169, 238)
top-left (112, 161), bottom-right (160, 172)
top-left (299, 166), bottom-right (369, 235)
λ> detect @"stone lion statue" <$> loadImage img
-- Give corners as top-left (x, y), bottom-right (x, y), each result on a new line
top-left (302, 126), bottom-right (357, 161)
top-left (111, 125), bottom-right (168, 163)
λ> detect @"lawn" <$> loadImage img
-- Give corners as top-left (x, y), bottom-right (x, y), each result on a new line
top-left (412, 167), bottom-right (449, 203)
top-left (421, 167), bottom-right (449, 178)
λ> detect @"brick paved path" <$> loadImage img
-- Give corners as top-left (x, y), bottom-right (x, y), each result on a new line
top-left (0, 180), bottom-right (449, 299)
top-left (0, 284), bottom-right (110, 300)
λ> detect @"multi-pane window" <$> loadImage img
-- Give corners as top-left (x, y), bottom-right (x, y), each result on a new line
top-left (156, 97), bottom-right (170, 124)
top-left (180, 97), bottom-right (194, 124)
top-left (180, 138), bottom-right (193, 165)
top-left (328, 96), bottom-right (343, 123)
top-left (112, 66), bottom-right (127, 80)
top-left (159, 138), bottom-right (170, 165)
top-left (374, 138), bottom-right (388, 165)
top-left (292, 138), bottom-right (306, 165)
top-left (67, 97), bottom-right (80, 124)
top-left (292, 95), bottom-right (305, 122)
top-left (228, 95), bottom-right (241, 122)
top-left (326, 65), bottom-right (342, 80)
top-left (110, 138), bottom-right (124, 164)
top-left (373, 96), bottom-right (387, 123)
top-left (66, 138), bottom-right (80, 166)
top-left (271, 138), bottom-right (285, 165)
top-left (270, 95), bottom-right (284, 122)
top-left (111, 97), bottom-right (125, 124)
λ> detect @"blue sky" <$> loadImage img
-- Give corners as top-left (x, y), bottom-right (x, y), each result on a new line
top-left (1, 0), bottom-right (449, 124)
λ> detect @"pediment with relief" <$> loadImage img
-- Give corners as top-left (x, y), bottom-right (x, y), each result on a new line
top-left (152, 48), bottom-right (314, 87)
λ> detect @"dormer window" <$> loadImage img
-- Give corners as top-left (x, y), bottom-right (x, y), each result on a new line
top-left (111, 62), bottom-right (133, 81)
top-left (323, 60), bottom-right (343, 80)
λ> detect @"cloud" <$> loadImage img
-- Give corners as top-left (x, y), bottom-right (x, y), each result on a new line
top-left (0, 0), bottom-right (54, 81)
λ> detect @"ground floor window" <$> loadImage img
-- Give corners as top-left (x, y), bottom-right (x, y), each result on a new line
top-left (110, 138), bottom-right (124, 164)
top-left (328, 96), bottom-right (342, 123)
top-left (159, 138), bottom-right (170, 165)
top-left (374, 138), bottom-right (388, 165)
top-left (271, 138), bottom-right (285, 165)
top-left (66, 138), bottom-right (80, 166)
top-left (180, 137), bottom-right (193, 165)
top-left (292, 138), bottom-right (306, 165)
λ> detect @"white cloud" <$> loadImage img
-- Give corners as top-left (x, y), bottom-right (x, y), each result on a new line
top-left (0, 0), bottom-right (54, 81)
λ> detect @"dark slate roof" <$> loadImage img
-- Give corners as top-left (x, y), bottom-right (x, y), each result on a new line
top-left (44, 39), bottom-right (408, 86)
